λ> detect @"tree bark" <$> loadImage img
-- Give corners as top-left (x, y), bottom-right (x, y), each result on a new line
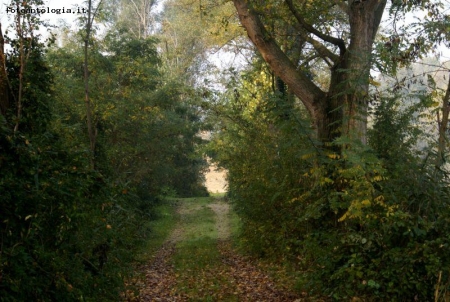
top-left (341, 0), bottom-right (387, 144)
top-left (84, 1), bottom-right (96, 168)
top-left (233, 0), bottom-right (387, 144)
top-left (436, 75), bottom-right (450, 167)
top-left (13, 5), bottom-right (25, 133)
top-left (84, 0), bottom-right (103, 168)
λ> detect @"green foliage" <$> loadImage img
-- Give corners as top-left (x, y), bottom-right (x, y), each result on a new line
top-left (48, 29), bottom-right (207, 198)
top-left (0, 37), bottom-right (157, 300)
top-left (208, 63), bottom-right (320, 258)
top-left (301, 96), bottom-right (450, 300)
top-left (5, 38), bottom-right (52, 134)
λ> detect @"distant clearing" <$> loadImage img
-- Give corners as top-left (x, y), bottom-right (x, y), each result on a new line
top-left (204, 162), bottom-right (227, 193)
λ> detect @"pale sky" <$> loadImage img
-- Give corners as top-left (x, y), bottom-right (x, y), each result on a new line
top-left (43, 0), bottom-right (86, 25)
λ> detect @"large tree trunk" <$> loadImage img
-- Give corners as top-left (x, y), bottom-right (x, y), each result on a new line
top-left (341, 1), bottom-right (386, 144)
top-left (233, 0), bottom-right (387, 145)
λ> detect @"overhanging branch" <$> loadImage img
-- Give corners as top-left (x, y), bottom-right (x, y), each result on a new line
top-left (285, 0), bottom-right (346, 55)
top-left (304, 33), bottom-right (340, 63)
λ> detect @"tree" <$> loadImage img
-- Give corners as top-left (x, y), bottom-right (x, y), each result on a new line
top-left (0, 23), bottom-right (9, 117)
top-left (49, 21), bottom-right (208, 197)
top-left (103, 0), bottom-right (158, 39)
top-left (232, 0), bottom-right (388, 144)
top-left (374, 57), bottom-right (450, 168)
top-left (1, 0), bottom-right (46, 132)
top-left (82, 0), bottom-right (103, 168)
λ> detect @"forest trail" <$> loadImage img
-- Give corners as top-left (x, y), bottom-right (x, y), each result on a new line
top-left (132, 197), bottom-right (301, 301)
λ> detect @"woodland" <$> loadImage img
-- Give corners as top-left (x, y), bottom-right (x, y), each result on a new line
top-left (1, 0), bottom-right (450, 301)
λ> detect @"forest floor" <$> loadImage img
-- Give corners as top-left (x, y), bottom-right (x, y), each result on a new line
top-left (127, 196), bottom-right (303, 301)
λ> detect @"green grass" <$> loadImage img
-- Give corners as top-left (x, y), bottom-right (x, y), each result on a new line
top-left (135, 200), bottom-right (179, 262)
top-left (180, 199), bottom-right (217, 240)
top-left (172, 197), bottom-right (218, 268)
top-left (170, 197), bottom-right (237, 300)
top-left (228, 204), bottom-right (241, 242)
top-left (209, 192), bottom-right (227, 198)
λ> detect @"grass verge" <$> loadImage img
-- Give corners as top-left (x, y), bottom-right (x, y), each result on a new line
top-left (134, 199), bottom-right (179, 262)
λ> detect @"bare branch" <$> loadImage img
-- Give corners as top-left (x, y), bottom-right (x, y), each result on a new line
top-left (436, 73), bottom-right (450, 167)
top-left (91, 0), bottom-right (104, 25)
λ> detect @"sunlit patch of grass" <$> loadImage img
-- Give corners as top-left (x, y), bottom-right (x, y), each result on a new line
top-left (179, 196), bottom-right (214, 206)
top-left (210, 192), bottom-right (226, 198)
top-left (183, 209), bottom-right (217, 239)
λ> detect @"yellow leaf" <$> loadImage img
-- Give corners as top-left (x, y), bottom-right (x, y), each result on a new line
top-left (338, 212), bottom-right (348, 222)
top-left (327, 153), bottom-right (340, 159)
top-left (374, 195), bottom-right (384, 203)
top-left (361, 199), bottom-right (371, 206)
top-left (370, 79), bottom-right (381, 87)
top-left (323, 177), bottom-right (333, 183)
top-left (372, 175), bottom-right (383, 182)
top-left (301, 153), bottom-right (314, 160)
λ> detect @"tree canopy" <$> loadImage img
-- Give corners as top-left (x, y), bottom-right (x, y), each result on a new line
top-left (230, 0), bottom-right (449, 145)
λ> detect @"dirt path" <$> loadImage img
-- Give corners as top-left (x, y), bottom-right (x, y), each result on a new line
top-left (131, 202), bottom-right (188, 301)
top-left (216, 241), bottom-right (300, 301)
top-left (133, 243), bottom-right (181, 301)
top-left (133, 198), bottom-right (300, 301)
